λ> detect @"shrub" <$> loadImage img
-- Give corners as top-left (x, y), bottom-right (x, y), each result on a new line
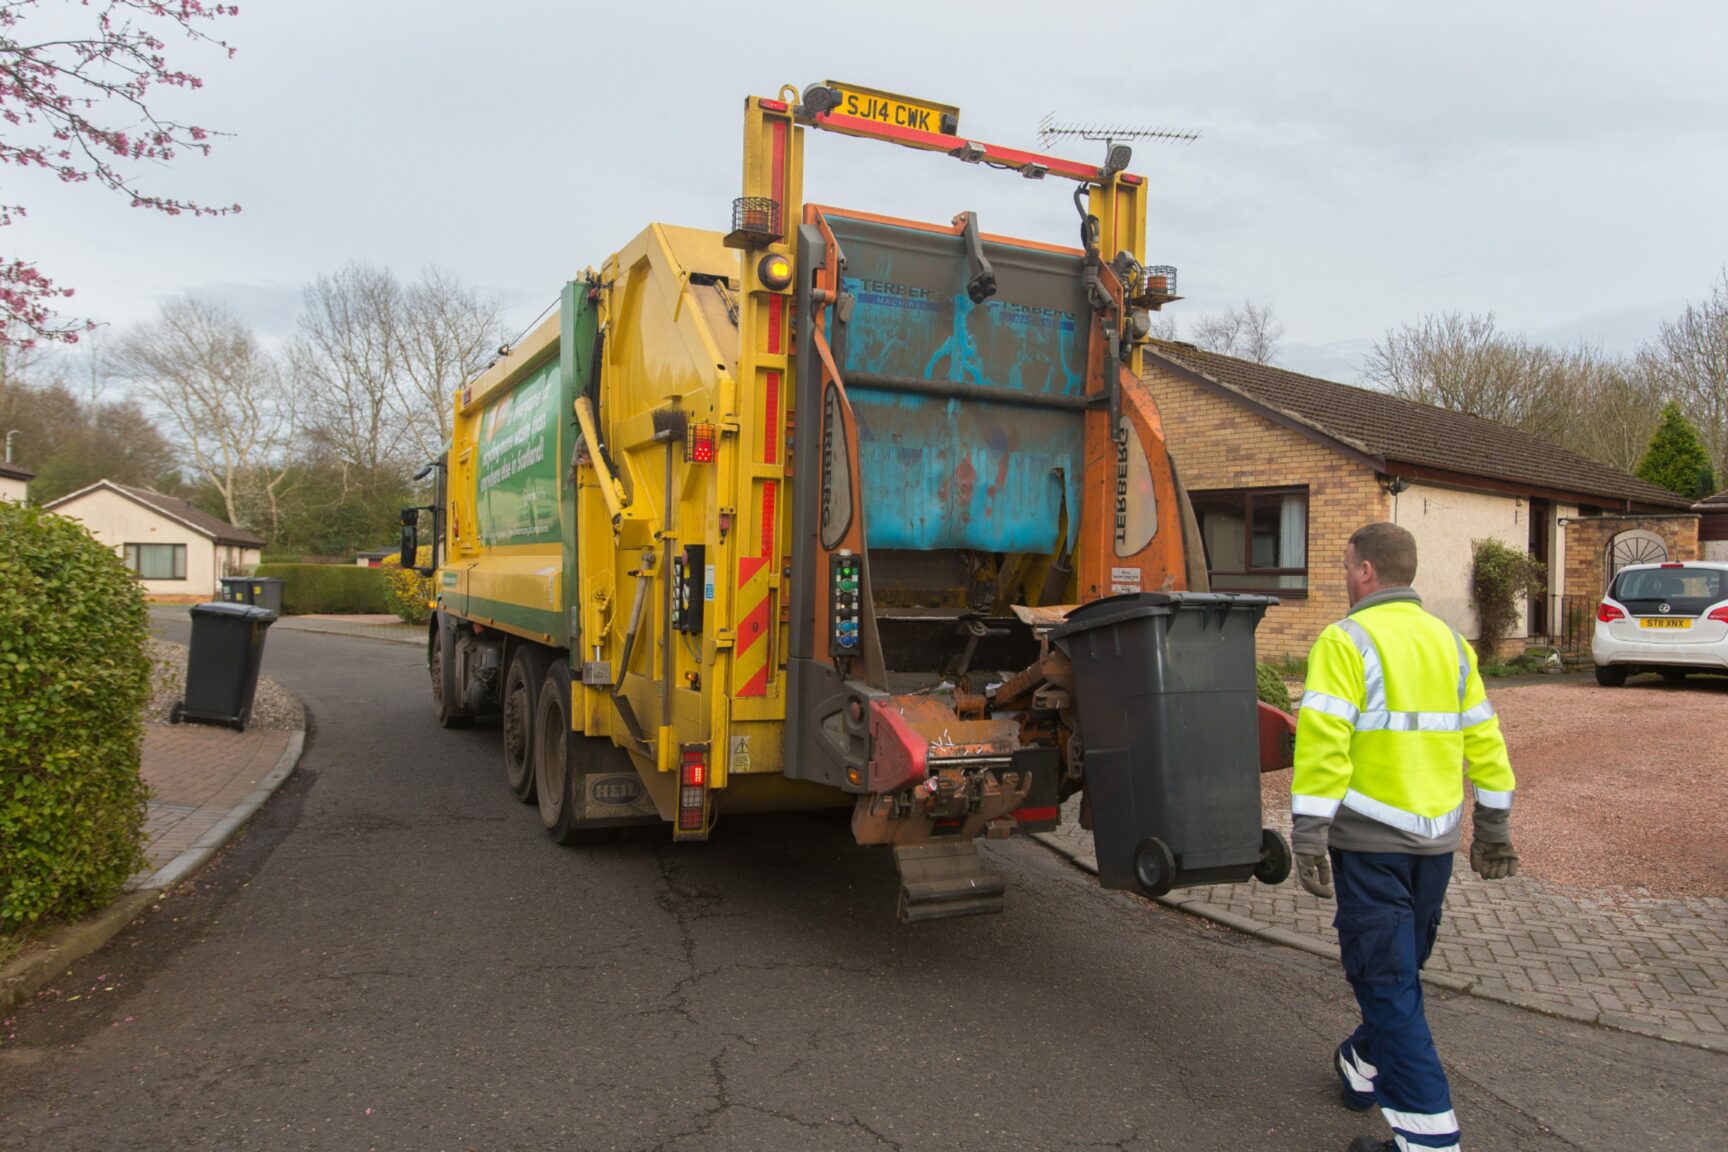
top-left (1, 503), bottom-right (151, 928)
top-left (1636, 401), bottom-right (1714, 499)
top-left (1469, 538), bottom-right (1546, 662)
top-left (381, 547), bottom-right (433, 625)
top-left (1256, 662), bottom-right (1293, 712)
top-left (252, 563), bottom-right (391, 614)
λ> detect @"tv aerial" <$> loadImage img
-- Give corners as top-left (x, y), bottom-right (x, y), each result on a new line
top-left (1037, 114), bottom-right (1198, 176)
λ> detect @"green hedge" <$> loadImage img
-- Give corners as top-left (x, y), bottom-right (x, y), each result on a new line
top-left (1, 503), bottom-right (151, 928)
top-left (253, 563), bottom-right (391, 615)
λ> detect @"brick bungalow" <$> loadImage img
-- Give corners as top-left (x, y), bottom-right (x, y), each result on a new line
top-left (1142, 341), bottom-right (1697, 660)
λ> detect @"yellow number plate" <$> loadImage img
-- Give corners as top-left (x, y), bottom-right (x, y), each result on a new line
top-left (1639, 617), bottom-right (1691, 629)
top-left (826, 81), bottom-right (958, 135)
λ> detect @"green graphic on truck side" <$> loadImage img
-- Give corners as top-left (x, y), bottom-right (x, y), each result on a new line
top-left (476, 358), bottom-right (562, 547)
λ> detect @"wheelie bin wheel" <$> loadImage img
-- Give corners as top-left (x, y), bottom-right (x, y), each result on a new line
top-left (1133, 837), bottom-right (1177, 898)
top-left (1254, 827), bottom-right (1292, 885)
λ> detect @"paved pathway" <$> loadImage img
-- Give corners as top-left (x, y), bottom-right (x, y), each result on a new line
top-left (270, 613), bottom-right (422, 646)
top-left (1041, 800), bottom-right (1728, 1050)
top-left (136, 723), bottom-right (294, 886)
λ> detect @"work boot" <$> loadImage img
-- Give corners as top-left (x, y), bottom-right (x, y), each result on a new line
top-left (1335, 1046), bottom-right (1374, 1113)
top-left (1346, 1139), bottom-right (1395, 1152)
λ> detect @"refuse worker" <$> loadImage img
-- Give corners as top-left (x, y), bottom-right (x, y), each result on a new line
top-left (1290, 521), bottom-right (1519, 1152)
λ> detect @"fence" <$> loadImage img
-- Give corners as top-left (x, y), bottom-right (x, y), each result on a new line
top-left (1559, 595), bottom-right (1596, 658)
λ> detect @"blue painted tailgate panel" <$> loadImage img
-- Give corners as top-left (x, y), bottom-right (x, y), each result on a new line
top-left (826, 215), bottom-right (1090, 554)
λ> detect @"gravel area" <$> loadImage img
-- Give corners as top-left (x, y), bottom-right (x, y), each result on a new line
top-left (145, 638), bottom-right (304, 732)
top-left (1273, 673), bottom-right (1728, 899)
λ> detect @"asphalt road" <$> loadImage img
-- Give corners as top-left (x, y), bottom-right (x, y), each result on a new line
top-left (1, 616), bottom-right (1721, 1151)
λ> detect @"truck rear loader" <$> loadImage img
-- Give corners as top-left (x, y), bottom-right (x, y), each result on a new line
top-left (405, 82), bottom-right (1295, 921)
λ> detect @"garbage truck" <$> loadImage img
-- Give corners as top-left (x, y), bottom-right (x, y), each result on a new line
top-left (403, 82), bottom-right (1294, 921)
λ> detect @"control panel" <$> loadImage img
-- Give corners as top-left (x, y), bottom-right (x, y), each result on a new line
top-left (830, 550), bottom-right (861, 659)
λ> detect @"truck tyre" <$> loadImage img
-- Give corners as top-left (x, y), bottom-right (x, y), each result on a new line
top-left (534, 659), bottom-right (622, 846)
top-left (502, 644), bottom-right (550, 803)
top-left (431, 616), bottom-right (473, 729)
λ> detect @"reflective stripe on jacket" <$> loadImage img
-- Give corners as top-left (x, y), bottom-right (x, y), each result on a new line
top-left (1291, 589), bottom-right (1516, 856)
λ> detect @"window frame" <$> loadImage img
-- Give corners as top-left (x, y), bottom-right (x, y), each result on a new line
top-left (1189, 484), bottom-right (1310, 597)
top-left (123, 542), bottom-right (188, 581)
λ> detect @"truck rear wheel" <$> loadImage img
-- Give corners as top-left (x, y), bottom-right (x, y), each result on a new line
top-left (502, 645), bottom-right (550, 803)
top-left (430, 621), bottom-right (472, 729)
top-left (534, 659), bottom-right (623, 846)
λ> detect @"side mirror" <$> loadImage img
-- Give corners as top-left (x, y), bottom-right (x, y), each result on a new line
top-left (399, 507), bottom-right (418, 570)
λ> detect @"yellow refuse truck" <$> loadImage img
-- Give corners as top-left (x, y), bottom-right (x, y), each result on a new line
top-left (405, 83), bottom-right (1292, 920)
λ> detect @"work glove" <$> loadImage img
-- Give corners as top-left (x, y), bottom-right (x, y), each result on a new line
top-left (1295, 852), bottom-right (1333, 899)
top-left (1470, 839), bottom-right (1520, 880)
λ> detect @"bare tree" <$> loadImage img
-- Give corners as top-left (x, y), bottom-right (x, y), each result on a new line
top-left (1362, 312), bottom-right (1584, 442)
top-left (291, 263), bottom-right (499, 481)
top-left (117, 297), bottom-right (293, 535)
top-left (291, 263), bottom-right (406, 491)
top-left (1190, 300), bottom-right (1283, 364)
top-left (393, 266), bottom-right (502, 460)
top-left (1562, 351), bottom-right (1666, 474)
top-left (1145, 312), bottom-right (1179, 342)
top-left (1638, 269), bottom-right (1728, 482)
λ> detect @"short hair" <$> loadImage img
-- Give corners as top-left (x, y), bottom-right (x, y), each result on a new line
top-left (1349, 522), bottom-right (1418, 586)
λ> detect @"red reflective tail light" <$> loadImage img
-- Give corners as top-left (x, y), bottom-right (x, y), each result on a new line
top-left (677, 747), bottom-right (709, 834)
top-left (1708, 605), bottom-right (1728, 623)
top-left (1597, 602), bottom-right (1625, 623)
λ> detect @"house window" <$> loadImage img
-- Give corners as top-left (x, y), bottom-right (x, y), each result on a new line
top-left (124, 543), bottom-right (187, 581)
top-left (1190, 486), bottom-right (1308, 594)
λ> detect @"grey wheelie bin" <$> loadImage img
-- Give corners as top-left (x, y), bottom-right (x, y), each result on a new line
top-left (173, 601), bottom-right (277, 731)
top-left (1051, 592), bottom-right (1291, 898)
top-left (219, 575), bottom-right (283, 615)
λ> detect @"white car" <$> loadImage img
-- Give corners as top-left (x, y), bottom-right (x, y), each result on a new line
top-left (1592, 560), bottom-right (1728, 685)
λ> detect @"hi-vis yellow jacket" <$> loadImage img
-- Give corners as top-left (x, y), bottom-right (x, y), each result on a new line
top-left (1291, 589), bottom-right (1516, 856)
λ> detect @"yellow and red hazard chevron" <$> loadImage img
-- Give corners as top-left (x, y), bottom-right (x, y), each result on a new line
top-left (735, 293), bottom-right (786, 699)
top-left (734, 475), bottom-right (777, 696)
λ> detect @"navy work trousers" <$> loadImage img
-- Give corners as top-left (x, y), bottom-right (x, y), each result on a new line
top-left (1331, 849), bottom-right (1461, 1151)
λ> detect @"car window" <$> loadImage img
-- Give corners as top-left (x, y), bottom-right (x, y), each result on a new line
top-left (1612, 567), bottom-right (1725, 614)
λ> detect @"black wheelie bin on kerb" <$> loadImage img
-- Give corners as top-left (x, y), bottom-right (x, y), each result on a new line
top-left (1051, 592), bottom-right (1291, 897)
top-left (173, 601), bottom-right (277, 731)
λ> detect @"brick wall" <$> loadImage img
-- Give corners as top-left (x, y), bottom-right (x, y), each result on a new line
top-left (1562, 515), bottom-right (1702, 601)
top-left (1144, 362), bottom-right (1388, 661)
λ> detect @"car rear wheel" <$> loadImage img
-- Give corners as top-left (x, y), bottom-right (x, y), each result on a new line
top-left (1594, 664), bottom-right (1628, 687)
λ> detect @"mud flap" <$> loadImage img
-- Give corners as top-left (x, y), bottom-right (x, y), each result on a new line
top-left (893, 841), bottom-right (1006, 923)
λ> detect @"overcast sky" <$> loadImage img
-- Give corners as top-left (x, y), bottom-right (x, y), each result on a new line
top-left (17, 0), bottom-right (1728, 384)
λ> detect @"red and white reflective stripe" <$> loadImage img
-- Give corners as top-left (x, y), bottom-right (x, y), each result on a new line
top-left (762, 372), bottom-right (781, 465)
top-left (769, 119), bottom-right (788, 223)
top-left (767, 295), bottom-right (783, 354)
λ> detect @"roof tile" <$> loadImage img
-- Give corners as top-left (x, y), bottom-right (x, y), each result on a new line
top-left (1148, 341), bottom-right (1692, 510)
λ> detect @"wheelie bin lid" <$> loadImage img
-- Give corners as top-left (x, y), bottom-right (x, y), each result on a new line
top-left (191, 600), bottom-right (278, 624)
top-left (1048, 591), bottom-right (1279, 640)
